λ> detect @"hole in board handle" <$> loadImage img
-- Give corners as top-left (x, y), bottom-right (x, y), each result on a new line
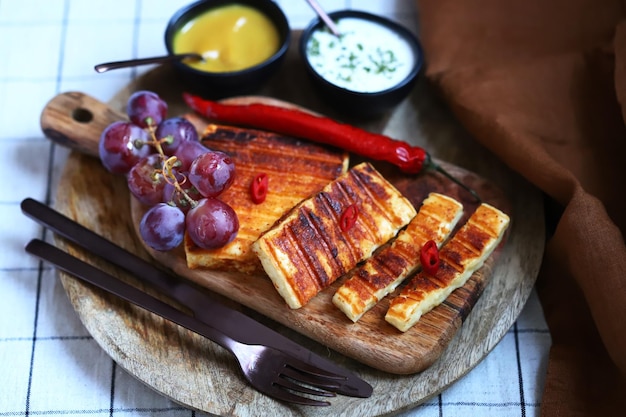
top-left (72, 108), bottom-right (93, 123)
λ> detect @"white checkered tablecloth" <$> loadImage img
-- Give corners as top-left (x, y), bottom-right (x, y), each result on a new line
top-left (0, 1), bottom-right (551, 416)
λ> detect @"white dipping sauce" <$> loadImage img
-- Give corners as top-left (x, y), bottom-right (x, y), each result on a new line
top-left (305, 17), bottom-right (416, 93)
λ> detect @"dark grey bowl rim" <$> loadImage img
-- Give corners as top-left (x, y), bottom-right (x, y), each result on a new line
top-left (164, 0), bottom-right (291, 78)
top-left (299, 10), bottom-right (423, 97)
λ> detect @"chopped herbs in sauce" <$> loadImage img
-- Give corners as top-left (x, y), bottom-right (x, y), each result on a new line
top-left (306, 17), bottom-right (415, 93)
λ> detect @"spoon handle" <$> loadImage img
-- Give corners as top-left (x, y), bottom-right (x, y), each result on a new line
top-left (304, 0), bottom-right (341, 36)
top-left (94, 53), bottom-right (201, 73)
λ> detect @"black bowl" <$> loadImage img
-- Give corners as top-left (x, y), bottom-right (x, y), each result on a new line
top-left (165, 0), bottom-right (291, 99)
top-left (299, 10), bottom-right (423, 117)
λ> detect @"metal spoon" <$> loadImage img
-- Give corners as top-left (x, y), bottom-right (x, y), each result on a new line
top-left (94, 53), bottom-right (203, 73)
top-left (304, 0), bottom-right (341, 36)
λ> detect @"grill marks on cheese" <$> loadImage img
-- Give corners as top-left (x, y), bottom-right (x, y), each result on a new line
top-left (184, 124), bottom-right (349, 273)
top-left (385, 203), bottom-right (510, 332)
top-left (253, 162), bottom-right (417, 309)
top-left (333, 193), bottom-right (464, 322)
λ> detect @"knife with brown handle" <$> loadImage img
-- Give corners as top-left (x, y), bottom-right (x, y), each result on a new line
top-left (21, 197), bottom-right (373, 398)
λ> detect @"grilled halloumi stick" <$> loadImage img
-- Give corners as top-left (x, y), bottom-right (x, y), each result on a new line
top-left (385, 203), bottom-right (510, 332)
top-left (332, 193), bottom-right (464, 322)
top-left (252, 162), bottom-right (417, 309)
top-left (184, 124), bottom-right (349, 273)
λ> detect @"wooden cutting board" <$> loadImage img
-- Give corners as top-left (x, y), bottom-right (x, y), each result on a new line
top-left (44, 52), bottom-right (544, 416)
top-left (127, 116), bottom-right (509, 375)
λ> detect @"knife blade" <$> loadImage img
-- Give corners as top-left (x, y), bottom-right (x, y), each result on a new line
top-left (21, 198), bottom-right (372, 398)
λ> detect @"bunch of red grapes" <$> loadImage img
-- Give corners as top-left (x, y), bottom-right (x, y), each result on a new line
top-left (98, 90), bottom-right (239, 252)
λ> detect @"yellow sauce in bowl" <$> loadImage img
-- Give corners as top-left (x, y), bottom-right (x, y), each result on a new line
top-left (173, 4), bottom-right (280, 73)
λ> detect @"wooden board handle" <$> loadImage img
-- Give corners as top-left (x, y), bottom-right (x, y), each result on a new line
top-left (40, 91), bottom-right (126, 158)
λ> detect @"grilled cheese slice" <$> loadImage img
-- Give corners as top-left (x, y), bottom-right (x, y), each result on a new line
top-left (385, 203), bottom-right (510, 332)
top-left (332, 193), bottom-right (464, 322)
top-left (184, 124), bottom-right (349, 273)
top-left (252, 162), bottom-right (417, 309)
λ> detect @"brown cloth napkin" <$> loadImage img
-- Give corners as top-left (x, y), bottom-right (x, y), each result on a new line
top-left (416, 0), bottom-right (626, 415)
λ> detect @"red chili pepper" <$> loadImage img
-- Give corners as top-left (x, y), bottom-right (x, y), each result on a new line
top-left (250, 173), bottom-right (269, 204)
top-left (183, 93), bottom-right (428, 174)
top-left (420, 240), bottom-right (440, 275)
top-left (340, 204), bottom-right (358, 232)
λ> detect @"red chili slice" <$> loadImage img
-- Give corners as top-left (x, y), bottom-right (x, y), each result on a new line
top-left (340, 204), bottom-right (358, 232)
top-left (250, 173), bottom-right (268, 204)
top-left (420, 240), bottom-right (440, 275)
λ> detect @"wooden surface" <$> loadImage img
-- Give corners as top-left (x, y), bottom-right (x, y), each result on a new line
top-left (47, 43), bottom-right (544, 416)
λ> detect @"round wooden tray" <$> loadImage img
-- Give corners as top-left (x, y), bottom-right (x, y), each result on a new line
top-left (51, 51), bottom-right (544, 416)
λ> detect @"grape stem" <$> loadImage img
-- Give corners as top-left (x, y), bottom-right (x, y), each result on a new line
top-left (146, 125), bottom-right (198, 210)
top-left (147, 125), bottom-right (167, 156)
top-left (161, 156), bottom-right (198, 209)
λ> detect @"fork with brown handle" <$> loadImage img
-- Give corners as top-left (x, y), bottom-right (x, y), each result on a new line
top-left (22, 198), bottom-right (373, 405)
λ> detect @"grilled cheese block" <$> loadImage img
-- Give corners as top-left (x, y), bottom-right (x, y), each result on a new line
top-left (184, 124), bottom-right (349, 273)
top-left (332, 193), bottom-right (464, 322)
top-left (385, 203), bottom-right (510, 332)
top-left (252, 162), bottom-right (417, 309)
